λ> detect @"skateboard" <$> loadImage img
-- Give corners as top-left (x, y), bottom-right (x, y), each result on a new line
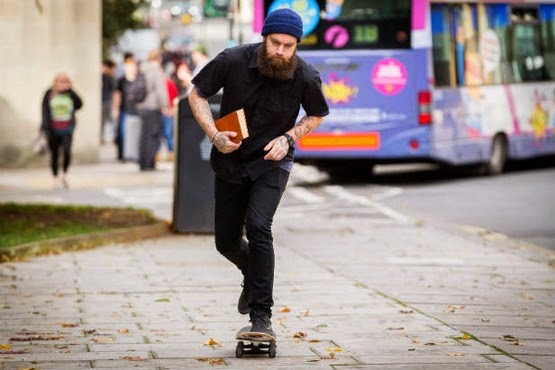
top-left (235, 328), bottom-right (277, 358)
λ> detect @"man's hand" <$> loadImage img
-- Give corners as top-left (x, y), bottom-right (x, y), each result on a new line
top-left (213, 131), bottom-right (241, 154)
top-left (263, 135), bottom-right (289, 161)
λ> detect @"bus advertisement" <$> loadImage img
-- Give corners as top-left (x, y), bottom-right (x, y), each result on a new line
top-left (255, 0), bottom-right (555, 175)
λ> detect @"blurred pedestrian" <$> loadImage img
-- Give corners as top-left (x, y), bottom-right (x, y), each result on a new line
top-left (158, 77), bottom-right (178, 162)
top-left (137, 49), bottom-right (168, 171)
top-left (41, 73), bottom-right (83, 189)
top-left (174, 61), bottom-right (194, 96)
top-left (112, 58), bottom-right (146, 162)
top-left (191, 44), bottom-right (210, 77)
top-left (101, 59), bottom-right (116, 143)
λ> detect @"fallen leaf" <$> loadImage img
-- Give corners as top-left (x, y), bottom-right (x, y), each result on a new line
top-left (461, 333), bottom-right (471, 340)
top-left (293, 332), bottom-right (307, 339)
top-left (309, 339), bottom-right (321, 343)
top-left (60, 323), bottom-right (78, 328)
top-left (196, 357), bottom-right (225, 365)
top-left (9, 336), bottom-right (63, 341)
top-left (445, 305), bottom-right (465, 313)
top-left (91, 337), bottom-right (113, 343)
top-left (425, 342), bottom-right (436, 346)
top-left (204, 338), bottom-right (221, 347)
top-left (326, 347), bottom-right (342, 352)
top-left (502, 335), bottom-right (519, 342)
top-left (121, 356), bottom-right (146, 361)
top-left (155, 298), bottom-right (170, 302)
top-left (400, 310), bottom-right (414, 314)
top-left (0, 344), bottom-right (11, 349)
top-left (118, 328), bottom-right (129, 334)
top-left (411, 339), bottom-right (421, 344)
top-left (447, 353), bottom-right (465, 357)
top-left (512, 341), bottom-right (525, 346)
top-left (278, 307), bottom-right (290, 313)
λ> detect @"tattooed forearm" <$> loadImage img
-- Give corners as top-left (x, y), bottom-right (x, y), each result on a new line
top-left (188, 87), bottom-right (217, 137)
top-left (293, 116), bottom-right (324, 140)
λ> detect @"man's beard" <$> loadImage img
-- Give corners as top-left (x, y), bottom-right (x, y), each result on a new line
top-left (257, 41), bottom-right (298, 80)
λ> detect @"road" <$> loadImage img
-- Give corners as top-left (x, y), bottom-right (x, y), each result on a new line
top-left (288, 158), bottom-right (555, 252)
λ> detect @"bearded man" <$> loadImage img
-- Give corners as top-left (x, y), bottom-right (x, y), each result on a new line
top-left (188, 8), bottom-right (329, 336)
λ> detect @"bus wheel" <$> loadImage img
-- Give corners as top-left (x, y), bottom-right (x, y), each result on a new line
top-left (484, 135), bottom-right (508, 176)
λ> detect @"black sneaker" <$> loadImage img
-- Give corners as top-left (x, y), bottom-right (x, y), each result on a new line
top-left (238, 276), bottom-right (250, 315)
top-left (249, 311), bottom-right (275, 338)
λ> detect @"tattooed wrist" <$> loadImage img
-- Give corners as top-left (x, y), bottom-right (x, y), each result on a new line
top-left (211, 130), bottom-right (220, 143)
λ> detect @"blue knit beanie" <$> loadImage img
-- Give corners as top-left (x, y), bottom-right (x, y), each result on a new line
top-left (261, 8), bottom-right (303, 42)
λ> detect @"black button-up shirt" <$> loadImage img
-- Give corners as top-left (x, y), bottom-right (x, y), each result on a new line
top-left (192, 42), bottom-right (329, 183)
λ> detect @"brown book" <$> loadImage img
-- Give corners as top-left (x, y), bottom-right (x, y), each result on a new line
top-left (214, 108), bottom-right (249, 144)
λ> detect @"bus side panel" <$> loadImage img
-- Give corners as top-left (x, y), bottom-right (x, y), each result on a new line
top-left (296, 50), bottom-right (432, 161)
top-left (507, 82), bottom-right (555, 159)
top-left (432, 82), bottom-right (555, 165)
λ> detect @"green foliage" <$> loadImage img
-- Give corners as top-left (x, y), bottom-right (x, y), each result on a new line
top-left (102, 0), bottom-right (146, 57)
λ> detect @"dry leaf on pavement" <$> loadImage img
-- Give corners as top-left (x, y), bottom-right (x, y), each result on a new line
top-left (196, 357), bottom-right (225, 365)
top-left (445, 305), bottom-right (465, 313)
top-left (204, 338), bottom-right (221, 348)
top-left (121, 356), bottom-right (147, 361)
top-left (60, 323), bottom-right (78, 327)
top-left (90, 337), bottom-right (113, 343)
top-left (326, 347), bottom-right (342, 352)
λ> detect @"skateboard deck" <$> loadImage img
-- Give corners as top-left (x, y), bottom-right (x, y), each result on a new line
top-left (235, 327), bottom-right (277, 358)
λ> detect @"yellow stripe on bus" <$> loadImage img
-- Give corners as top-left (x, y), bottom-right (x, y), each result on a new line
top-left (298, 133), bottom-right (380, 150)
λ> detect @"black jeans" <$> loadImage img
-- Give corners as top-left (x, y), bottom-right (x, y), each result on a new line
top-left (48, 133), bottom-right (72, 176)
top-left (214, 167), bottom-right (290, 316)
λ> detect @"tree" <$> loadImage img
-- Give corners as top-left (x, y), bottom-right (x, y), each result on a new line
top-left (102, 0), bottom-right (145, 57)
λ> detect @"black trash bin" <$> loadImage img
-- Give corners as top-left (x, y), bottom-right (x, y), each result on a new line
top-left (172, 94), bottom-right (222, 233)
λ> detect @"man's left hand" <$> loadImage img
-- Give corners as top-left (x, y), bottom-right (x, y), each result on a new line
top-left (263, 135), bottom-right (289, 161)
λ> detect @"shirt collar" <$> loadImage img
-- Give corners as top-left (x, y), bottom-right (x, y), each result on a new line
top-left (248, 43), bottom-right (262, 70)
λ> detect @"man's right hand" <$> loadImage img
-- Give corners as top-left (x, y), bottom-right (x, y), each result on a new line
top-left (213, 131), bottom-right (240, 154)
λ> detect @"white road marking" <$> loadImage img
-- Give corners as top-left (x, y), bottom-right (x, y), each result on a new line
top-left (287, 186), bottom-right (325, 204)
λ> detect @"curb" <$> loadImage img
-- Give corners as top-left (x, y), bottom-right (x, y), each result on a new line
top-left (0, 221), bottom-right (171, 262)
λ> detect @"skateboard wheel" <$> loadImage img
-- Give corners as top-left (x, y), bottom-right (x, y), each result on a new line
top-left (235, 341), bottom-right (244, 358)
top-left (269, 342), bottom-right (277, 358)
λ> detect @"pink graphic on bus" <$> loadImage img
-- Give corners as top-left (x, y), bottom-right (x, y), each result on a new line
top-left (324, 25), bottom-right (349, 48)
top-left (371, 58), bottom-right (408, 96)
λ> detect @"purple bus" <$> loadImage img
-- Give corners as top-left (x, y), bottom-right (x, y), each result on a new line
top-left (256, 0), bottom-right (555, 175)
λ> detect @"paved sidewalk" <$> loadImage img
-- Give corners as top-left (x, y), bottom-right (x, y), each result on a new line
top-left (1, 160), bottom-right (554, 369)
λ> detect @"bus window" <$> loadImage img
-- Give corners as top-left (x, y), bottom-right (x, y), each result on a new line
top-left (540, 5), bottom-right (555, 79)
top-left (481, 4), bottom-right (514, 85)
top-left (510, 7), bottom-right (548, 82)
top-left (460, 4), bottom-right (483, 86)
top-left (431, 4), bottom-right (456, 87)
